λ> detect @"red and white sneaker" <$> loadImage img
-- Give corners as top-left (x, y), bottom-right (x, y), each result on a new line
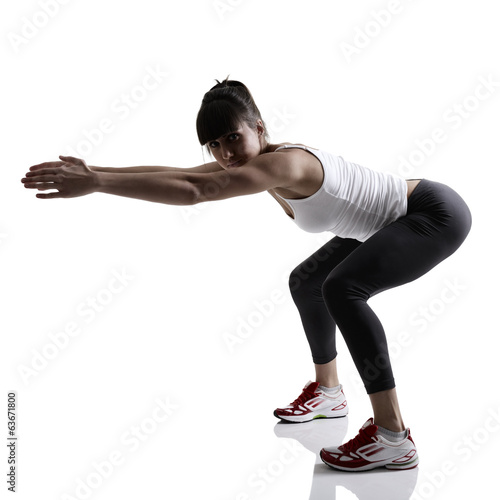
top-left (274, 381), bottom-right (348, 423)
top-left (320, 418), bottom-right (419, 471)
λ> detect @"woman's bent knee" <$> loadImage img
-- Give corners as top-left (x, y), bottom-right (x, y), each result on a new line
top-left (321, 273), bottom-right (358, 301)
top-left (289, 266), bottom-right (321, 300)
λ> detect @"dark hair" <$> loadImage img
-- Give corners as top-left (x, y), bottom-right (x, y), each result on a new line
top-left (196, 76), bottom-right (270, 155)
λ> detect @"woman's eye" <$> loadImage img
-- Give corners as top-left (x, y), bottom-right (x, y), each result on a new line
top-left (208, 134), bottom-right (238, 148)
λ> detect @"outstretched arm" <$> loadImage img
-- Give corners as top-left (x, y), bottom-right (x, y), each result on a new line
top-left (89, 160), bottom-right (224, 174)
top-left (21, 152), bottom-right (303, 205)
top-left (21, 156), bottom-right (200, 204)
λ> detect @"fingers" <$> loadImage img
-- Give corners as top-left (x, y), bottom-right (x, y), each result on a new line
top-left (21, 175), bottom-right (60, 189)
top-left (29, 161), bottom-right (65, 171)
top-left (24, 168), bottom-right (61, 178)
top-left (22, 173), bottom-right (59, 183)
top-left (36, 192), bottom-right (61, 199)
top-left (31, 183), bottom-right (59, 191)
top-left (29, 155), bottom-right (84, 172)
top-left (24, 183), bottom-right (59, 191)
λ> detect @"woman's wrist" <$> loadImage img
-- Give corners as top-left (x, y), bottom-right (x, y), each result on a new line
top-left (92, 170), bottom-right (106, 193)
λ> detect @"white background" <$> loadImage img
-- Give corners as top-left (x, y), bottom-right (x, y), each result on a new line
top-left (1, 0), bottom-right (499, 499)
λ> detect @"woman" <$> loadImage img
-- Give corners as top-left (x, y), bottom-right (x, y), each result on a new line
top-left (21, 77), bottom-right (472, 472)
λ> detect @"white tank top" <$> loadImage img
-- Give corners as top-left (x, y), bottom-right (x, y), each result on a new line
top-left (273, 144), bottom-right (408, 242)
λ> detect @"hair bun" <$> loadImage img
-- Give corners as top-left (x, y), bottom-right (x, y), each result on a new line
top-left (210, 75), bottom-right (246, 91)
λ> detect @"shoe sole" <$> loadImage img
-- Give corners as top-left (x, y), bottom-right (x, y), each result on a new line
top-left (273, 409), bottom-right (348, 423)
top-left (320, 451), bottom-right (419, 471)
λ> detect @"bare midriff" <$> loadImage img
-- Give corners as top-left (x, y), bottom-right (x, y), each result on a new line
top-left (406, 179), bottom-right (421, 199)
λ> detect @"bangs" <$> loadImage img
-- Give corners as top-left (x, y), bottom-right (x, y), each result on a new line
top-left (196, 99), bottom-right (244, 147)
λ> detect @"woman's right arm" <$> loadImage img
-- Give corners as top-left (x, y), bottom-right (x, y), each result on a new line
top-left (90, 161), bottom-right (224, 174)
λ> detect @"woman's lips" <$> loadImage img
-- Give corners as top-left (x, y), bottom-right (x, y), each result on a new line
top-left (228, 160), bottom-right (241, 168)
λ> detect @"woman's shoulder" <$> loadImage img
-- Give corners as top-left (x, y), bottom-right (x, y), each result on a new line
top-left (265, 142), bottom-right (326, 199)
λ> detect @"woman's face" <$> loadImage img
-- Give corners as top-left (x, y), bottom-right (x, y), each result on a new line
top-left (207, 120), bottom-right (265, 170)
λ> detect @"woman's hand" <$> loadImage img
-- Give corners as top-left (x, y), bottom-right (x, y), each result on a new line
top-left (21, 155), bottom-right (98, 199)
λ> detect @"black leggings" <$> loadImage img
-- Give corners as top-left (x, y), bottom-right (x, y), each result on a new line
top-left (289, 179), bottom-right (472, 394)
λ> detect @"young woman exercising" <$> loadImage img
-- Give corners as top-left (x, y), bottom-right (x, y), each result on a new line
top-left (21, 78), bottom-right (472, 472)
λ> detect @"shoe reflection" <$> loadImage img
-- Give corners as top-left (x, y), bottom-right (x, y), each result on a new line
top-left (274, 418), bottom-right (418, 500)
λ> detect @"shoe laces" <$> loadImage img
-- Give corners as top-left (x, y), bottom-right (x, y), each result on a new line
top-left (290, 386), bottom-right (318, 407)
top-left (340, 426), bottom-right (377, 453)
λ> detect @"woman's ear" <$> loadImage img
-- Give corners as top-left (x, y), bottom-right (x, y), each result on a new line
top-left (256, 120), bottom-right (265, 135)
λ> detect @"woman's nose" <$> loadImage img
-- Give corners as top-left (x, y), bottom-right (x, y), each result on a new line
top-left (221, 146), bottom-right (233, 160)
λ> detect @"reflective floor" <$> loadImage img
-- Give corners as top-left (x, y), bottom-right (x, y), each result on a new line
top-left (274, 418), bottom-right (418, 499)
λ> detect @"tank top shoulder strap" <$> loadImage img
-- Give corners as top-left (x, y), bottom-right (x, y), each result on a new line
top-left (274, 144), bottom-right (325, 171)
top-left (274, 144), bottom-right (308, 152)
